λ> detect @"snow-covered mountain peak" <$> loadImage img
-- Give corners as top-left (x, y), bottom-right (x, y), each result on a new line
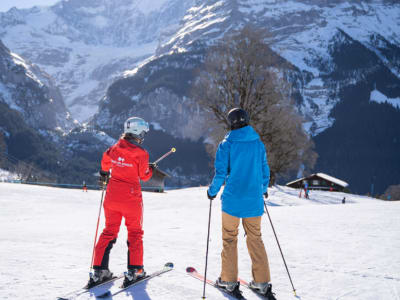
top-left (44, 0), bottom-right (195, 47)
top-left (0, 39), bottom-right (74, 132)
top-left (0, 0), bottom-right (196, 121)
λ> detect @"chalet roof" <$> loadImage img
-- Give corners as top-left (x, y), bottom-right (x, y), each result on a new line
top-left (286, 172), bottom-right (349, 188)
top-left (315, 173), bottom-right (348, 187)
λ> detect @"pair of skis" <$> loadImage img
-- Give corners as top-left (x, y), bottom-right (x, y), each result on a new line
top-left (57, 262), bottom-right (173, 300)
top-left (186, 266), bottom-right (275, 299)
top-left (58, 263), bottom-right (274, 300)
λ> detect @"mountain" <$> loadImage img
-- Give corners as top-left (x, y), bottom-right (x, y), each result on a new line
top-left (0, 0), bottom-right (195, 121)
top-left (1, 0), bottom-right (400, 193)
top-left (0, 39), bottom-right (72, 132)
top-left (0, 39), bottom-right (112, 184)
top-left (90, 0), bottom-right (400, 194)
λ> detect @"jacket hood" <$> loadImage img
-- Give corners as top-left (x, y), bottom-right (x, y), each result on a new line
top-left (225, 125), bottom-right (260, 142)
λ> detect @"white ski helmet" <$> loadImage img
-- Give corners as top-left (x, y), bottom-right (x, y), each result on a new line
top-left (124, 117), bottom-right (149, 140)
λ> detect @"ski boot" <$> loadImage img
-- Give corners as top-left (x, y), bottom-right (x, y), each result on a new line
top-left (249, 281), bottom-right (277, 300)
top-left (86, 269), bottom-right (113, 288)
top-left (215, 277), bottom-right (243, 296)
top-left (123, 268), bottom-right (146, 287)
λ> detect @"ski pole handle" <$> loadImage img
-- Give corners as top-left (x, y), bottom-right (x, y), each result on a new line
top-left (153, 147), bottom-right (176, 165)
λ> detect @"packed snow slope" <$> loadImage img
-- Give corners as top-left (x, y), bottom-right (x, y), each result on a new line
top-left (0, 183), bottom-right (399, 300)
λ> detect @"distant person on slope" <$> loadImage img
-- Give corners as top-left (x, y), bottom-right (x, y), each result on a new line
top-left (82, 181), bottom-right (88, 192)
top-left (304, 182), bottom-right (309, 199)
top-left (87, 117), bottom-right (153, 288)
top-left (207, 108), bottom-right (277, 300)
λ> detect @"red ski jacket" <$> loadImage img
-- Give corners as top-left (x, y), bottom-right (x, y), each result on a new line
top-left (101, 139), bottom-right (153, 208)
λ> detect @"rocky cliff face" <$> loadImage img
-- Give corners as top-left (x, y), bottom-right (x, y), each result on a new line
top-left (0, 0), bottom-right (195, 121)
top-left (0, 39), bottom-right (72, 133)
top-left (0, 39), bottom-right (112, 184)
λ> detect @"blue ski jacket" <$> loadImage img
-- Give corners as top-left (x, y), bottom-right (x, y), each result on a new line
top-left (208, 125), bottom-right (270, 218)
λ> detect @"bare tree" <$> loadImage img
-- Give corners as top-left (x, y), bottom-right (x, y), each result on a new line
top-left (193, 26), bottom-right (317, 184)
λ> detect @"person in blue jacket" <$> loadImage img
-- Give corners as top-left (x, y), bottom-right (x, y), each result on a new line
top-left (207, 108), bottom-right (276, 299)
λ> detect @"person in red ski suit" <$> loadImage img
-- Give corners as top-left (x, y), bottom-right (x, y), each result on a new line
top-left (88, 117), bottom-right (153, 287)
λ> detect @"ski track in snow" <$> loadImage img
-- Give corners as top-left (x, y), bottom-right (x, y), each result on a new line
top-left (0, 183), bottom-right (399, 299)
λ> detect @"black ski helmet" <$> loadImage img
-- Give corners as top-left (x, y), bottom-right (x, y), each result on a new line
top-left (227, 108), bottom-right (249, 130)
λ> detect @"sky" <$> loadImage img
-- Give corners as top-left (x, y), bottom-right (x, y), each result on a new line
top-left (0, 0), bottom-right (58, 12)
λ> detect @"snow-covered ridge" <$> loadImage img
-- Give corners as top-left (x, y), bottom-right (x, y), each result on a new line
top-left (0, 0), bottom-right (195, 121)
top-left (0, 39), bottom-right (74, 132)
top-left (370, 89), bottom-right (400, 109)
top-left (9, 52), bottom-right (44, 86)
top-left (149, 0), bottom-right (400, 135)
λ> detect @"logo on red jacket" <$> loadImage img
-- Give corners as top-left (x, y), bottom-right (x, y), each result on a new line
top-left (111, 156), bottom-right (132, 167)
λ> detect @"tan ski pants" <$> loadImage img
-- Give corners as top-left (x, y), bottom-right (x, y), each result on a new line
top-left (220, 212), bottom-right (271, 283)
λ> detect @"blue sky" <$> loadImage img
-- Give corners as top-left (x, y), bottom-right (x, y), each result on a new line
top-left (0, 0), bottom-right (59, 12)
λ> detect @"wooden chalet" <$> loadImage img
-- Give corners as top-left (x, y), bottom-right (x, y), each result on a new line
top-left (286, 173), bottom-right (349, 192)
top-left (141, 167), bottom-right (170, 192)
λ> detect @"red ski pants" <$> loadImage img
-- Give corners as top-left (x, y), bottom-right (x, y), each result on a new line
top-left (93, 201), bottom-right (143, 270)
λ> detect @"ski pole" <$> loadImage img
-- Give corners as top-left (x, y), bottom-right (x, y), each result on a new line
top-left (153, 147), bottom-right (176, 165)
top-left (264, 201), bottom-right (297, 296)
top-left (202, 198), bottom-right (213, 299)
top-left (89, 183), bottom-right (106, 272)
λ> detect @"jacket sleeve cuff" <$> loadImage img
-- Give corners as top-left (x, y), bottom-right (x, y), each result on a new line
top-left (262, 185), bottom-right (268, 194)
top-left (100, 170), bottom-right (110, 176)
top-left (207, 188), bottom-right (216, 197)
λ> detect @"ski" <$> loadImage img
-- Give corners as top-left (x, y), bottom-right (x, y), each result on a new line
top-left (239, 278), bottom-right (277, 300)
top-left (57, 274), bottom-right (123, 300)
top-left (96, 262), bottom-right (174, 298)
top-left (186, 266), bottom-right (246, 299)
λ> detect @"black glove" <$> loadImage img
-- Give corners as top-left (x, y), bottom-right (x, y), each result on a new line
top-left (98, 170), bottom-right (110, 187)
top-left (207, 190), bottom-right (216, 200)
top-left (149, 162), bottom-right (157, 170)
top-left (264, 191), bottom-right (269, 199)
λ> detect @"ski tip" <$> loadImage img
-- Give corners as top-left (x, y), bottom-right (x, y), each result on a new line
top-left (165, 262), bottom-right (174, 268)
top-left (186, 266), bottom-right (196, 273)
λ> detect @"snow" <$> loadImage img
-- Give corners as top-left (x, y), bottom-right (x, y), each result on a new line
top-left (166, 1), bottom-right (228, 51)
top-left (0, 1), bottom-right (58, 12)
top-left (91, 16), bottom-right (109, 29)
top-left (316, 173), bottom-right (349, 188)
top-left (93, 131), bottom-right (117, 146)
top-left (1, 4), bottom-right (164, 122)
top-left (135, 0), bottom-right (169, 14)
top-left (256, 1), bottom-right (400, 77)
top-left (150, 122), bottom-right (164, 131)
top-left (1, 182), bottom-right (399, 299)
top-left (0, 169), bottom-right (19, 181)
top-left (301, 76), bottom-right (335, 136)
top-left (78, 6), bottom-right (106, 15)
top-left (0, 82), bottom-right (22, 113)
top-left (370, 89), bottom-right (400, 109)
top-left (10, 52), bottom-right (44, 87)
